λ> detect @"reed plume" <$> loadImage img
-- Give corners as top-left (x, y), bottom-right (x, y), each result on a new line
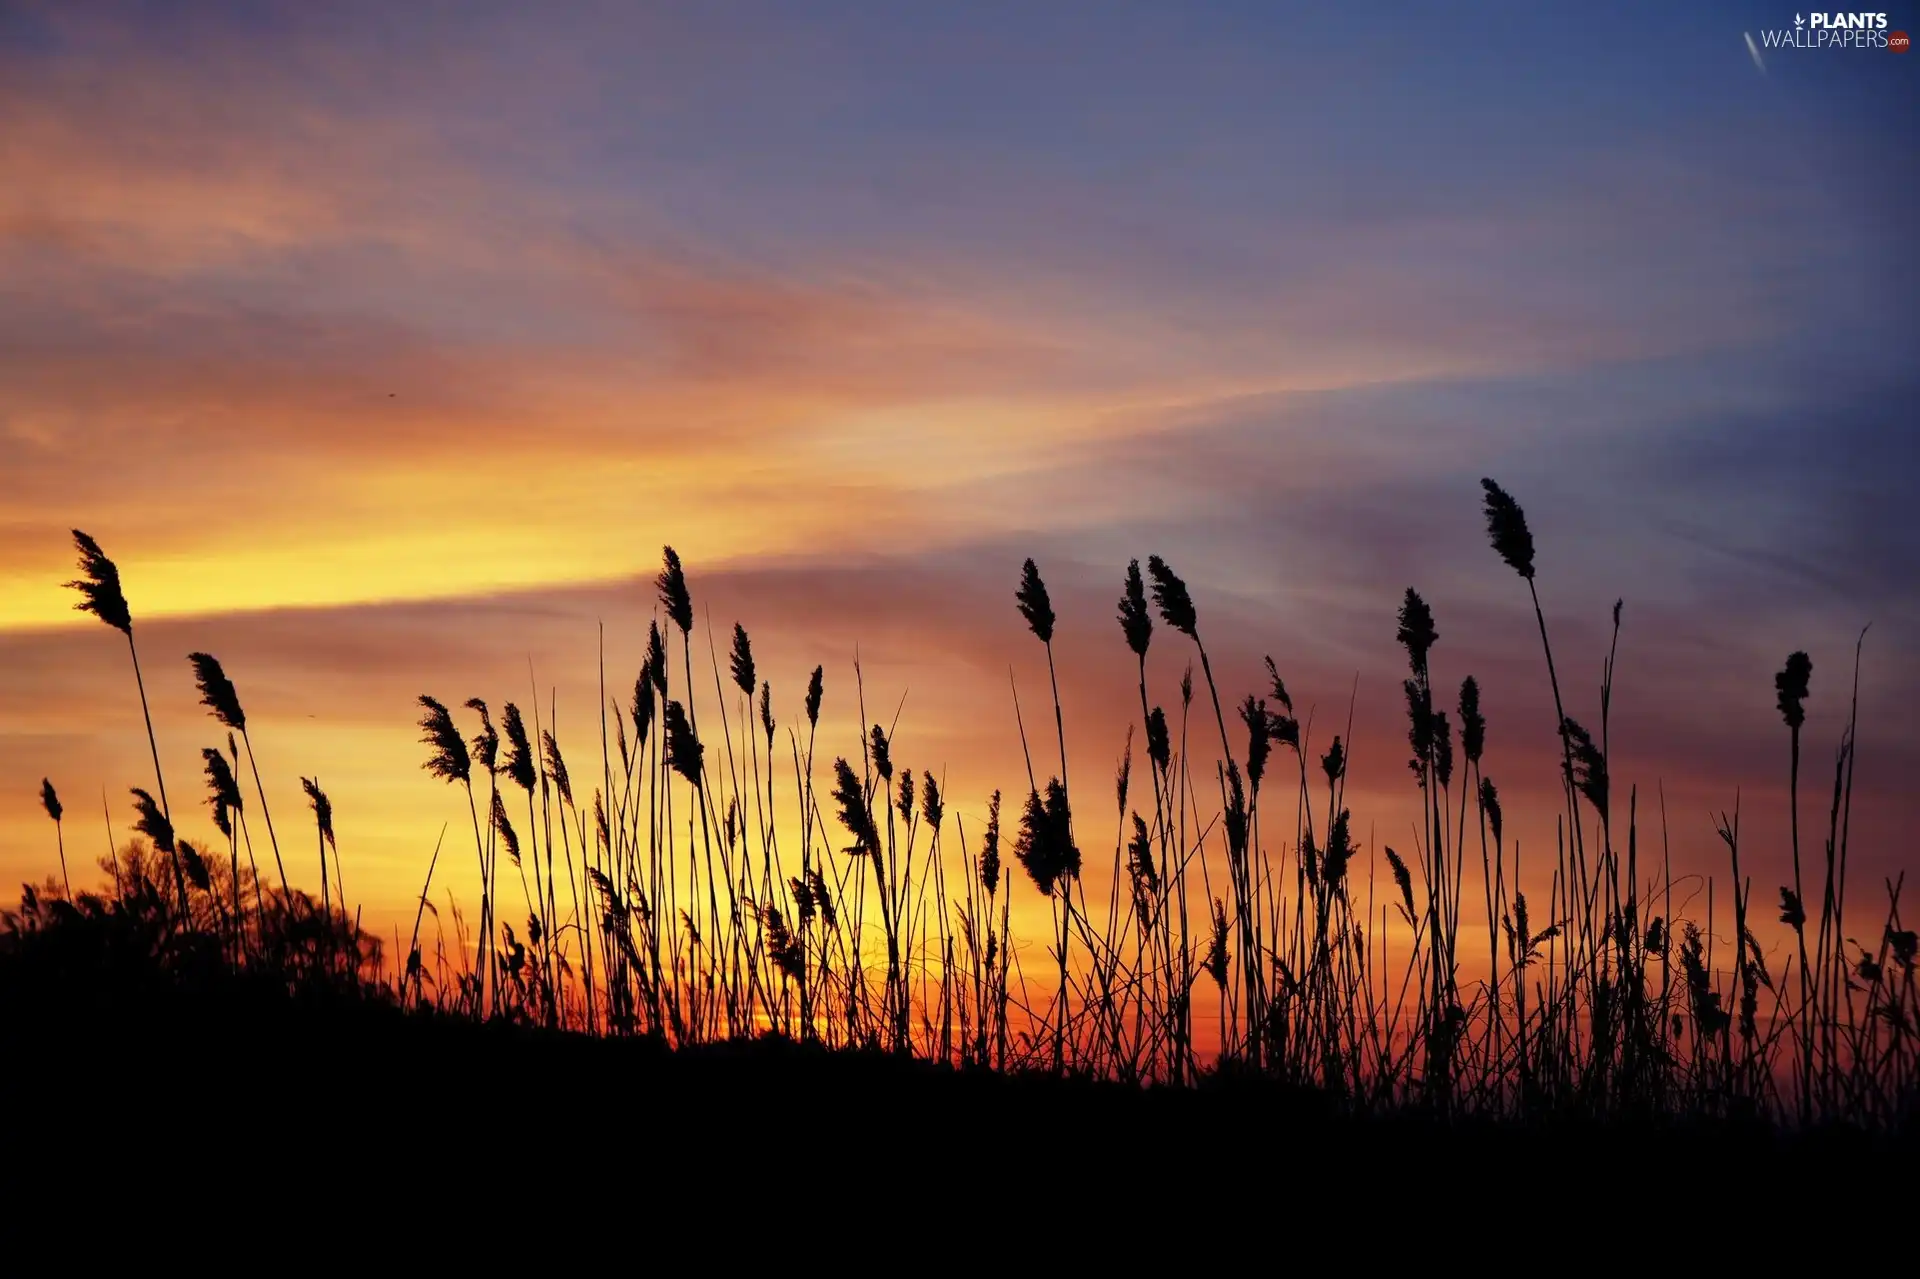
top-left (40, 779), bottom-right (68, 899)
top-left (302, 776), bottom-right (338, 914)
top-left (1480, 478), bottom-right (1535, 580)
top-left (1459, 677), bottom-right (1485, 765)
top-left (66, 530), bottom-right (131, 634)
top-left (1118, 559), bottom-right (1152, 657)
top-left (1560, 717), bottom-right (1608, 814)
top-left (1145, 708), bottom-right (1170, 774)
top-left (189, 651), bottom-right (288, 901)
top-left (729, 624), bottom-right (756, 698)
top-left (38, 778), bottom-right (62, 827)
top-left (1127, 813), bottom-right (1157, 913)
top-left (302, 778), bottom-right (336, 852)
top-left (542, 731), bottom-right (573, 807)
top-left (830, 758), bottom-right (879, 856)
top-left (979, 790), bottom-right (1002, 896)
top-left (665, 701), bottom-right (704, 788)
top-left (658, 547), bottom-right (694, 636)
top-left (1145, 555), bottom-right (1197, 638)
top-left (179, 840), bottom-right (211, 896)
top-left (70, 531), bottom-right (182, 912)
top-left (1480, 778), bottom-right (1502, 844)
top-left (1015, 558), bottom-right (1055, 644)
top-left (202, 746), bottom-right (256, 925)
top-left (201, 748), bottom-right (243, 815)
top-left (465, 699), bottom-right (499, 775)
top-left (1241, 696), bottom-right (1271, 795)
top-left (896, 769), bottom-right (915, 824)
top-left (188, 653), bottom-right (246, 731)
top-left (130, 787), bottom-right (174, 853)
top-left (1263, 656), bottom-right (1293, 714)
top-left (1775, 649), bottom-right (1813, 1119)
top-left (921, 773), bottom-right (944, 833)
top-left (1384, 846), bottom-right (1416, 923)
top-left (1397, 588), bottom-right (1438, 678)
top-left (418, 697), bottom-right (472, 785)
top-left (1013, 780), bottom-right (1078, 898)
top-left (501, 704), bottom-right (537, 793)
top-left (1206, 899), bottom-right (1229, 988)
top-left (1479, 477), bottom-right (1578, 820)
top-left (645, 621), bottom-right (669, 692)
top-left (419, 695), bottom-right (490, 1011)
top-left (630, 672), bottom-right (656, 749)
top-left (492, 791), bottom-right (521, 868)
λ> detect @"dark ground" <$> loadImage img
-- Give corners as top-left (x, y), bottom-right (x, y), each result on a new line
top-left (1, 926), bottom-right (1907, 1242)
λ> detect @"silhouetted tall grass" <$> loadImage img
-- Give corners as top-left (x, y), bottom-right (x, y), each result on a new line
top-left (7, 485), bottom-right (1915, 1131)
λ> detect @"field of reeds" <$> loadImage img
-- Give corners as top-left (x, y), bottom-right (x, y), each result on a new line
top-left (6, 477), bottom-right (1916, 1141)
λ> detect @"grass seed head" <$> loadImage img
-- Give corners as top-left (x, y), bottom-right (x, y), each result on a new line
top-left (464, 698), bottom-right (499, 774)
top-left (1384, 846), bottom-right (1415, 922)
top-left (1322, 735), bottom-right (1345, 787)
top-left (1126, 813), bottom-right (1157, 912)
top-left (1396, 588), bottom-right (1438, 678)
top-left (1262, 656), bottom-right (1293, 714)
top-left (1459, 676), bottom-right (1485, 765)
top-left (66, 529), bottom-right (132, 635)
top-left (1145, 707), bottom-right (1171, 774)
top-left (1240, 696), bottom-right (1270, 794)
top-left (806, 665), bottom-right (824, 728)
top-left (542, 730), bottom-right (573, 806)
top-left (1014, 778), bottom-right (1078, 897)
top-left (980, 789), bottom-right (1003, 896)
top-left (1118, 559), bottom-right (1152, 657)
top-left (1016, 558), bottom-right (1055, 645)
top-left (301, 776), bottom-right (335, 850)
top-left (921, 772), bottom-right (943, 834)
top-left (501, 703), bottom-right (536, 793)
top-left (1560, 716), bottom-right (1607, 814)
top-left (492, 790), bottom-right (521, 867)
top-left (1205, 899), bottom-right (1229, 988)
top-left (831, 757), bottom-right (880, 857)
top-left (201, 747), bottom-right (242, 815)
top-left (1775, 651), bottom-right (1812, 731)
top-left (1480, 478), bottom-right (1536, 580)
top-left (730, 623), bottom-right (756, 697)
top-left (179, 839), bottom-right (211, 893)
top-left (188, 652), bottom-right (247, 732)
top-left (645, 620), bottom-right (669, 692)
top-left (630, 673), bottom-right (655, 748)
top-left (657, 546), bottom-right (694, 636)
top-left (130, 787), bottom-right (174, 853)
top-left (417, 696), bottom-right (472, 785)
top-left (1146, 555), bottom-right (1197, 638)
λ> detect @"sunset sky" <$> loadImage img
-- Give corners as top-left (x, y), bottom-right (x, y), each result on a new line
top-left (2, 1), bottom-right (1914, 963)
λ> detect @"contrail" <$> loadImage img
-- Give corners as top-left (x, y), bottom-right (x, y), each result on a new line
top-left (1745, 31), bottom-right (1768, 74)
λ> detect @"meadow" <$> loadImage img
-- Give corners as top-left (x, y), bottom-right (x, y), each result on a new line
top-left (5, 476), bottom-right (1914, 1147)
